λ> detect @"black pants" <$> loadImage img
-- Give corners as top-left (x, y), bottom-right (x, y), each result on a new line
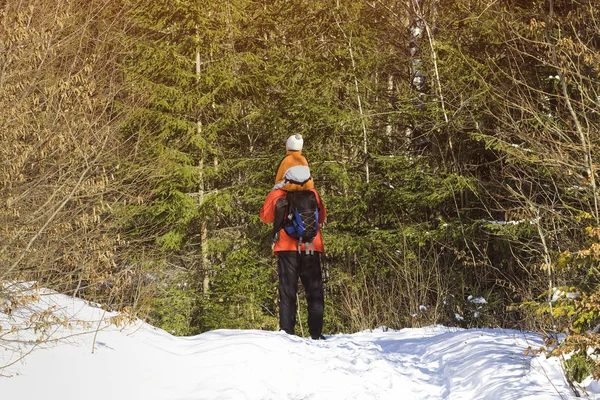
top-left (278, 251), bottom-right (324, 339)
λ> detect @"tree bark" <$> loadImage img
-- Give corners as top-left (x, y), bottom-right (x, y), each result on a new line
top-left (196, 47), bottom-right (211, 297)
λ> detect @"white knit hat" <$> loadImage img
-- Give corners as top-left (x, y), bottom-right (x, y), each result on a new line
top-left (286, 134), bottom-right (303, 151)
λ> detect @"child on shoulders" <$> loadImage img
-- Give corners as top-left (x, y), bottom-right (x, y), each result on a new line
top-left (273, 134), bottom-right (314, 192)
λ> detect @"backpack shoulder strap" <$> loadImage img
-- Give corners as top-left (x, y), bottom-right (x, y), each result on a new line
top-left (272, 196), bottom-right (288, 243)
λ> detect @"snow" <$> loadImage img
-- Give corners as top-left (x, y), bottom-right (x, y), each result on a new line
top-left (551, 288), bottom-right (580, 302)
top-left (1, 287), bottom-right (598, 400)
top-left (482, 219), bottom-right (526, 226)
top-left (468, 296), bottom-right (488, 304)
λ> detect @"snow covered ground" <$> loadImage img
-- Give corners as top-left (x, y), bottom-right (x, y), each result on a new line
top-left (1, 287), bottom-right (598, 400)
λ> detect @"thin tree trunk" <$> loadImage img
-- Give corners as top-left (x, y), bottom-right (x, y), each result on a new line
top-left (335, 13), bottom-right (370, 183)
top-left (413, 0), bottom-right (448, 125)
top-left (534, 208), bottom-right (554, 326)
top-left (406, 0), bottom-right (425, 152)
top-left (386, 74), bottom-right (394, 139)
top-left (196, 48), bottom-right (210, 297)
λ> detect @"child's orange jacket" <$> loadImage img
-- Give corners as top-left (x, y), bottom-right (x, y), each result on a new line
top-left (273, 150), bottom-right (314, 192)
top-left (260, 189), bottom-right (326, 253)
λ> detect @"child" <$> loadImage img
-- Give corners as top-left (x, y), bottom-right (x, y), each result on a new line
top-left (273, 134), bottom-right (314, 192)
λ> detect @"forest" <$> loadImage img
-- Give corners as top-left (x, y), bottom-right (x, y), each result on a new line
top-left (1, 0), bottom-right (599, 381)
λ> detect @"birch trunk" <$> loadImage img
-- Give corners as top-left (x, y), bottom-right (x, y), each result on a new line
top-left (407, 0), bottom-right (426, 145)
top-left (196, 49), bottom-right (211, 297)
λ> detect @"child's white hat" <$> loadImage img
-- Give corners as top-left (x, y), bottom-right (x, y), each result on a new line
top-left (286, 134), bottom-right (303, 151)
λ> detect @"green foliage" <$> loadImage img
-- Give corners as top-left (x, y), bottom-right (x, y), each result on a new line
top-left (565, 352), bottom-right (595, 384)
top-left (157, 231), bottom-right (186, 252)
top-left (198, 247), bottom-right (278, 331)
top-left (521, 226), bottom-right (600, 382)
top-left (150, 285), bottom-right (200, 336)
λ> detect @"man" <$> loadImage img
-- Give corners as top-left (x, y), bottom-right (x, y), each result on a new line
top-left (260, 186), bottom-right (326, 340)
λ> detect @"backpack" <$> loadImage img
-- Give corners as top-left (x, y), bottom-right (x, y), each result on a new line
top-left (273, 191), bottom-right (319, 254)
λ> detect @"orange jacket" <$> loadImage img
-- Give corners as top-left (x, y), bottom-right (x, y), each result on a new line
top-left (260, 189), bottom-right (326, 253)
top-left (274, 151), bottom-right (314, 192)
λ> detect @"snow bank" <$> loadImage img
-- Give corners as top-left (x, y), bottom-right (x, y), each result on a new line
top-left (0, 288), bottom-right (595, 399)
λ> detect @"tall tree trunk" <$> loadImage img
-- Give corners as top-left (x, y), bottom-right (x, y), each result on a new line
top-left (196, 48), bottom-right (211, 297)
top-left (386, 74), bottom-right (394, 140)
top-left (407, 0), bottom-right (426, 146)
top-left (335, 7), bottom-right (370, 183)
